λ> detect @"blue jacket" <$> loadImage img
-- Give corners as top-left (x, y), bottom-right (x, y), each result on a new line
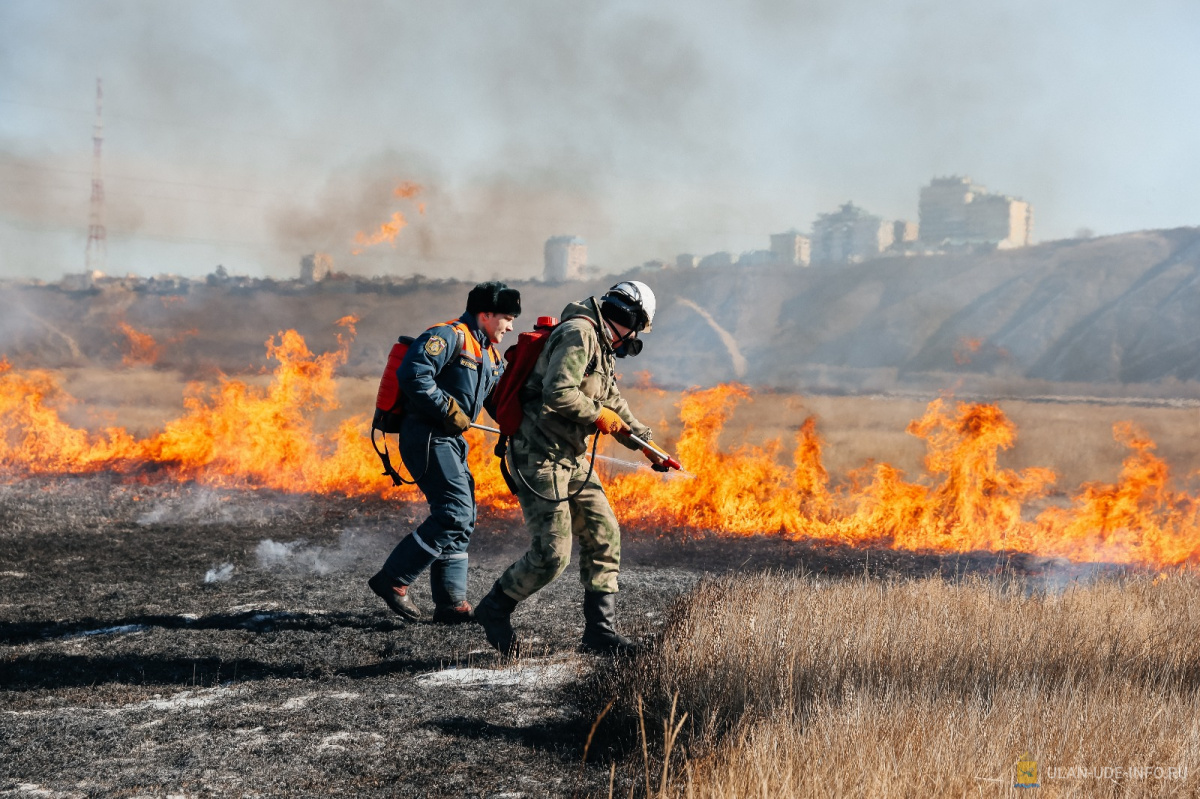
top-left (398, 313), bottom-right (502, 429)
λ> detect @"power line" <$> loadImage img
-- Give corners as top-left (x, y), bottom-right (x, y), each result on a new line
top-left (0, 217), bottom-right (540, 267)
top-left (0, 97), bottom-right (355, 148)
top-left (0, 158), bottom-right (300, 198)
top-left (1, 179), bottom-right (275, 211)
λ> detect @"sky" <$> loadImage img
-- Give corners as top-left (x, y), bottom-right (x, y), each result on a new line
top-left (1, 0), bottom-right (1197, 282)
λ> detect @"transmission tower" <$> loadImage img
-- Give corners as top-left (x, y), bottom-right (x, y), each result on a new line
top-left (84, 77), bottom-right (107, 272)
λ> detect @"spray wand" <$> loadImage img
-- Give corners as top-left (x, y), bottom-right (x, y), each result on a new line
top-left (469, 423), bottom-right (684, 473)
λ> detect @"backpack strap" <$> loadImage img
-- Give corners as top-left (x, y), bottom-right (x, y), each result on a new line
top-left (494, 435), bottom-right (519, 496)
top-left (371, 427), bottom-right (411, 486)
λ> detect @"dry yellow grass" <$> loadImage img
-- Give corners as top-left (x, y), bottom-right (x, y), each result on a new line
top-left (610, 573), bottom-right (1200, 797)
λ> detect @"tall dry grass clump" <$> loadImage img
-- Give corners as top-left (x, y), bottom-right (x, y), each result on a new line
top-left (608, 573), bottom-right (1200, 797)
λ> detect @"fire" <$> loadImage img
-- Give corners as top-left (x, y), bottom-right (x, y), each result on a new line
top-left (0, 359), bottom-right (140, 473)
top-left (351, 212), bottom-right (409, 255)
top-left (393, 182), bottom-right (421, 200)
top-left (1037, 423), bottom-right (1200, 566)
top-left (116, 319), bottom-right (196, 368)
top-left (953, 337), bottom-right (983, 366)
top-left (2, 331), bottom-right (1199, 569)
top-left (0, 320), bottom-right (514, 506)
top-left (351, 182), bottom-right (425, 255)
top-left (609, 385), bottom-right (1200, 568)
top-left (118, 321), bottom-right (162, 366)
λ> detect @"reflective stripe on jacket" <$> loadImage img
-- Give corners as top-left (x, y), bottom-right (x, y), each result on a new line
top-left (398, 313), bottom-right (502, 427)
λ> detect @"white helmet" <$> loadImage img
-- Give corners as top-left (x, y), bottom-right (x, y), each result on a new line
top-left (601, 280), bottom-right (656, 332)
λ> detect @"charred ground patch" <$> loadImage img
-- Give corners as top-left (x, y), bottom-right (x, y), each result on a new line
top-left (0, 477), bottom-right (1129, 797)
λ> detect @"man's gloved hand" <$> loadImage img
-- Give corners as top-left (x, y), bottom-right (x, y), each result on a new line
top-left (643, 446), bottom-right (671, 472)
top-left (594, 407), bottom-right (629, 435)
top-left (442, 397), bottom-right (471, 435)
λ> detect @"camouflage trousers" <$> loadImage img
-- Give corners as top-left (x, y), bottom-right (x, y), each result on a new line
top-left (498, 439), bottom-right (621, 600)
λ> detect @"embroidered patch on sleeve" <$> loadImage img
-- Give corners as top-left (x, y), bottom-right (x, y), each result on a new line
top-left (424, 336), bottom-right (447, 356)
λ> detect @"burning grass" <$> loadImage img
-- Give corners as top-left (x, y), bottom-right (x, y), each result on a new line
top-left (603, 572), bottom-right (1200, 797)
top-left (3, 328), bottom-right (1200, 569)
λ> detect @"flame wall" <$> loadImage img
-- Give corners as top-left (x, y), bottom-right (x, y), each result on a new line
top-left (2, 331), bottom-right (1198, 570)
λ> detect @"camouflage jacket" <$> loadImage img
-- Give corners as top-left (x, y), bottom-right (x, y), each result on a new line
top-left (515, 297), bottom-right (650, 461)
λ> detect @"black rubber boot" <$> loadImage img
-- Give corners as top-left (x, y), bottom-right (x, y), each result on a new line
top-left (432, 600), bottom-right (474, 625)
top-left (474, 581), bottom-right (521, 658)
top-left (580, 591), bottom-right (638, 655)
top-left (367, 570), bottom-right (423, 620)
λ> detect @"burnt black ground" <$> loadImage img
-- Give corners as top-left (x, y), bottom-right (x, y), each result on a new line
top-left (0, 477), bottom-right (1129, 798)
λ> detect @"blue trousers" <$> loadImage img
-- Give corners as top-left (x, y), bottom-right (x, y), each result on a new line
top-left (381, 419), bottom-right (475, 605)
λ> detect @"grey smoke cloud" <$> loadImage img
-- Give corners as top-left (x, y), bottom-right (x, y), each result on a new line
top-left (255, 530), bottom-right (376, 577)
top-left (1, 0), bottom-right (1197, 281)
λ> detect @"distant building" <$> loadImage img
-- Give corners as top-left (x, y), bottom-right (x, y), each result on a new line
top-left (60, 270), bottom-right (102, 291)
top-left (737, 250), bottom-right (779, 267)
top-left (893, 220), bottom-right (919, 244)
top-left (638, 259), bottom-right (670, 272)
top-left (918, 176), bottom-right (1032, 249)
top-left (144, 274), bottom-right (190, 295)
top-left (811, 203), bottom-right (895, 264)
top-left (769, 231), bottom-right (812, 266)
top-left (675, 254), bottom-right (699, 269)
top-left (543, 235), bottom-right (587, 282)
top-left (698, 251), bottom-right (735, 269)
top-left (300, 252), bottom-right (333, 284)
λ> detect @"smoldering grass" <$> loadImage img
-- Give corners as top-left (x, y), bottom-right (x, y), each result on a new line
top-left (137, 486), bottom-right (311, 527)
top-left (204, 563), bottom-right (235, 583)
top-left (254, 529), bottom-right (380, 577)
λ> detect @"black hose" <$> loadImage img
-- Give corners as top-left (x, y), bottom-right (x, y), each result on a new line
top-left (504, 434), bottom-right (600, 503)
top-left (373, 429), bottom-right (432, 486)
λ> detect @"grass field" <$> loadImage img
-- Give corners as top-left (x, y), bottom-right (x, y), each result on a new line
top-left (602, 572), bottom-right (1200, 797)
top-left (12, 364), bottom-right (1200, 796)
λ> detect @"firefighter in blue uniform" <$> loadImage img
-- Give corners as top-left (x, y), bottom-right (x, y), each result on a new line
top-left (368, 282), bottom-right (520, 624)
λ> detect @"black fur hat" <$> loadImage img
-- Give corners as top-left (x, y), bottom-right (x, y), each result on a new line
top-left (466, 281), bottom-right (521, 316)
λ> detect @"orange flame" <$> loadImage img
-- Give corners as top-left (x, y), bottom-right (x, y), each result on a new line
top-left (953, 337), bottom-right (983, 366)
top-left (0, 320), bottom-right (515, 506)
top-left (351, 212), bottom-right (409, 255)
top-left (609, 385), bottom-right (1200, 568)
top-left (3, 333), bottom-right (1199, 569)
top-left (393, 182), bottom-right (421, 200)
top-left (351, 182), bottom-right (425, 255)
top-left (118, 322), bottom-right (162, 367)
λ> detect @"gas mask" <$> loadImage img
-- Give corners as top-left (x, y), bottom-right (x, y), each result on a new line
top-left (614, 331), bottom-right (643, 358)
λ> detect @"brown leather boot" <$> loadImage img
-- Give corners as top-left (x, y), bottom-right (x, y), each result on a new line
top-left (432, 600), bottom-right (474, 625)
top-left (368, 570), bottom-right (422, 620)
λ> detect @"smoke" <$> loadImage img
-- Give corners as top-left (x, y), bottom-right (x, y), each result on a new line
top-left (204, 563), bottom-right (234, 583)
top-left (269, 158), bottom-right (611, 281)
top-left (136, 487), bottom-right (308, 527)
top-left (3, 0), bottom-right (1198, 282)
top-left (254, 529), bottom-right (378, 577)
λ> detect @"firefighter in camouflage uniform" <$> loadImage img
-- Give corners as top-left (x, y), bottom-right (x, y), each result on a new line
top-left (475, 281), bottom-right (664, 656)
